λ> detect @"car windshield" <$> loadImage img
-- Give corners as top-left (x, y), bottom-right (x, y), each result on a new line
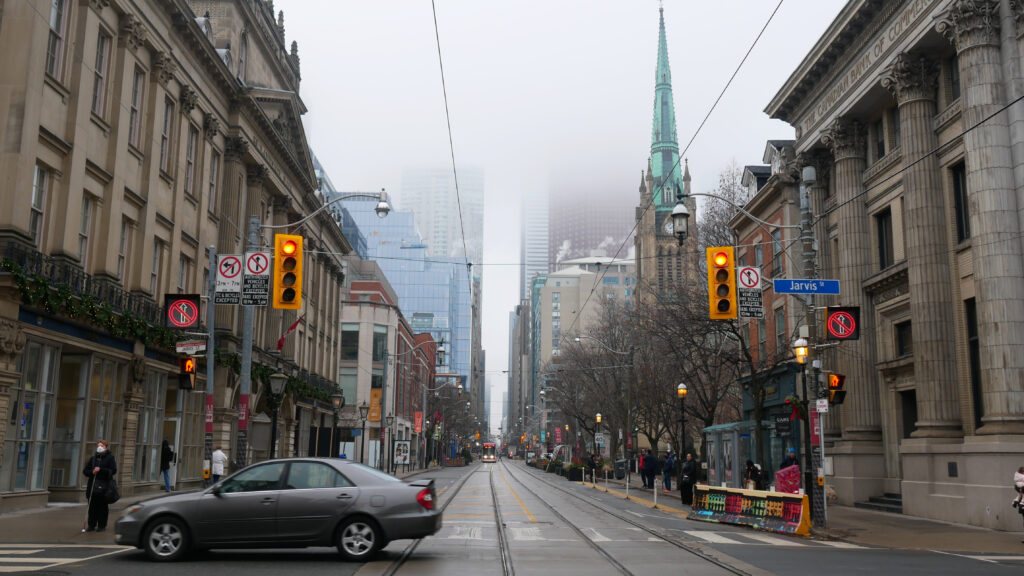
top-left (346, 463), bottom-right (401, 483)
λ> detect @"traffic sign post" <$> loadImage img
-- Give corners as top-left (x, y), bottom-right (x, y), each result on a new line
top-left (242, 252), bottom-right (271, 306)
top-left (737, 266), bottom-right (763, 319)
top-left (164, 294), bottom-right (201, 329)
top-left (215, 254), bottom-right (242, 304)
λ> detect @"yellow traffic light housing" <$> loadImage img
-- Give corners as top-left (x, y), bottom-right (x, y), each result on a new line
top-left (828, 373), bottom-right (847, 405)
top-left (273, 234), bottom-right (303, 309)
top-left (706, 246), bottom-right (737, 319)
top-left (179, 357), bottom-right (197, 390)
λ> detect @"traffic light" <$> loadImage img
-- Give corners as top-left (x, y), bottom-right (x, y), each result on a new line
top-left (273, 234), bottom-right (303, 309)
top-left (706, 246), bottom-right (737, 319)
top-left (179, 357), bottom-right (197, 390)
top-left (828, 373), bottom-right (847, 405)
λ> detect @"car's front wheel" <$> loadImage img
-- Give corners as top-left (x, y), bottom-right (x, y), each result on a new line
top-left (143, 517), bottom-right (188, 562)
top-left (336, 517), bottom-right (381, 561)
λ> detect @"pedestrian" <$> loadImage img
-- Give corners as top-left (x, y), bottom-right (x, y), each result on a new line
top-left (160, 439), bottom-right (175, 492)
top-left (744, 459), bottom-right (761, 490)
top-left (643, 449), bottom-right (659, 489)
top-left (1014, 466), bottom-right (1024, 532)
top-left (680, 452), bottom-right (698, 506)
top-left (212, 445), bottom-right (228, 483)
top-left (639, 449), bottom-right (650, 489)
top-left (82, 439), bottom-right (117, 532)
top-left (780, 447), bottom-right (800, 470)
top-left (663, 451), bottom-right (675, 493)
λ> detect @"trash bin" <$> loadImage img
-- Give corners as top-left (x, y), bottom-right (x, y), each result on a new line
top-left (614, 459), bottom-right (627, 480)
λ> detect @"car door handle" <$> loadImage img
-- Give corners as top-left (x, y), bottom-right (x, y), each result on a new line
top-left (261, 497), bottom-right (275, 504)
top-left (337, 493), bottom-right (353, 500)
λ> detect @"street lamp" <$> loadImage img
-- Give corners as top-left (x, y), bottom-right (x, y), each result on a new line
top-left (671, 183), bottom-right (690, 245)
top-left (676, 383), bottom-right (688, 453)
top-left (793, 338), bottom-right (809, 365)
top-left (358, 401), bottom-right (370, 464)
top-left (331, 389), bottom-right (346, 458)
top-left (385, 413), bottom-right (395, 473)
top-left (268, 373), bottom-right (288, 459)
top-left (793, 337), bottom-right (813, 499)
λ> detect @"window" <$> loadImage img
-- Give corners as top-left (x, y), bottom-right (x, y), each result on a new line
top-left (552, 339), bottom-right (560, 348)
top-left (79, 197), bottom-right (92, 268)
top-left (184, 125), bottom-right (198, 196)
top-left (774, 308), bottom-right (786, 355)
top-left (965, 299), bottom-right (982, 429)
top-left (895, 321), bottom-right (913, 357)
top-left (757, 319), bottom-right (767, 360)
top-left (952, 163), bottom-right (970, 242)
top-left (285, 462), bottom-right (353, 490)
top-left (90, 32), bottom-right (111, 117)
top-left (371, 368), bottom-right (383, 389)
top-left (87, 357), bottom-right (127, 453)
top-left (30, 166), bottom-right (47, 248)
top-left (117, 218), bottom-right (132, 282)
top-left (552, 292), bottom-right (560, 301)
top-left (45, 0), bottom-right (68, 78)
top-left (874, 118), bottom-right (886, 160)
top-left (208, 152), bottom-right (220, 212)
top-left (129, 69), bottom-right (145, 148)
top-left (602, 277), bottom-right (619, 285)
top-left (552, 302), bottom-right (560, 310)
top-left (159, 98), bottom-right (174, 173)
top-left (341, 324), bottom-right (359, 360)
top-left (771, 229), bottom-right (782, 276)
top-left (947, 55), bottom-right (960, 102)
top-left (552, 320), bottom-right (560, 329)
top-left (177, 254), bottom-right (193, 293)
top-left (150, 240), bottom-right (164, 295)
top-left (0, 341), bottom-right (58, 492)
top-left (133, 371), bottom-right (166, 482)
top-left (876, 208), bottom-right (894, 269)
top-left (754, 244), bottom-right (763, 267)
top-left (372, 325), bottom-right (387, 362)
top-left (890, 108), bottom-right (901, 149)
top-left (219, 462), bottom-right (285, 493)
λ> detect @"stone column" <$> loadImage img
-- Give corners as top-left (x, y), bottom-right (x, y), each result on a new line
top-left (0, 320), bottom-right (26, 472)
top-left (119, 354), bottom-right (147, 497)
top-left (821, 117), bottom-right (881, 440)
top-left (881, 54), bottom-right (963, 437)
top-left (938, 0), bottom-right (1024, 434)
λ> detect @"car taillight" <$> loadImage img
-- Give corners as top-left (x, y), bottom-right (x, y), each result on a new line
top-left (416, 488), bottom-right (434, 510)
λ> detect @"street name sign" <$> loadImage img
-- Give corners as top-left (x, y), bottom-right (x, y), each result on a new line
top-left (176, 340), bottom-right (207, 355)
top-left (773, 279), bottom-right (840, 295)
top-left (215, 254), bottom-right (242, 304)
top-left (242, 252), bottom-right (271, 306)
top-left (737, 266), bottom-right (764, 319)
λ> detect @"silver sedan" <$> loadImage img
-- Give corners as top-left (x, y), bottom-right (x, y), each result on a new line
top-left (115, 458), bottom-right (441, 561)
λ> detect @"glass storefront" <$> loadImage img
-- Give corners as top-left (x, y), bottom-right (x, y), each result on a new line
top-left (134, 371), bottom-right (167, 483)
top-left (1, 341), bottom-right (58, 492)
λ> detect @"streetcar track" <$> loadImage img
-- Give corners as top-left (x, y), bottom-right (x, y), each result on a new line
top-left (489, 465), bottom-right (515, 576)
top-left (381, 464), bottom-right (478, 576)
top-left (502, 460), bottom-right (751, 576)
top-left (498, 460), bottom-right (634, 576)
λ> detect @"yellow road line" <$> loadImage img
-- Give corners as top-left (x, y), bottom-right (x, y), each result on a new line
top-left (444, 513), bottom-right (497, 518)
top-left (498, 465), bottom-right (537, 523)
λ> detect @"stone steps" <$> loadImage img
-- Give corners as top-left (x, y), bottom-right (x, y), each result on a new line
top-left (854, 492), bottom-right (903, 514)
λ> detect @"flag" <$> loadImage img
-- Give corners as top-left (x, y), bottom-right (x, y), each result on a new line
top-left (276, 314), bottom-right (305, 351)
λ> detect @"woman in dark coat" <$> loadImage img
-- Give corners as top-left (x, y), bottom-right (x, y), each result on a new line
top-left (160, 439), bottom-right (175, 492)
top-left (83, 439), bottom-right (117, 532)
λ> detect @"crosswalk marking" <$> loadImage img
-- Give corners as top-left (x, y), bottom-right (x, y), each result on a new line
top-left (683, 531), bottom-right (745, 544)
top-left (445, 526), bottom-right (482, 540)
top-left (820, 541), bottom-right (865, 549)
top-left (583, 528), bottom-right (610, 542)
top-left (742, 533), bottom-right (807, 547)
top-left (508, 527), bottom-right (543, 541)
top-left (0, 550), bottom-right (43, 555)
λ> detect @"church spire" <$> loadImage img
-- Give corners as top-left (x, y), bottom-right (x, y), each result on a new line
top-left (650, 5), bottom-right (682, 211)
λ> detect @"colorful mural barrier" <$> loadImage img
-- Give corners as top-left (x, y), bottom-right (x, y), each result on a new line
top-left (689, 484), bottom-right (811, 536)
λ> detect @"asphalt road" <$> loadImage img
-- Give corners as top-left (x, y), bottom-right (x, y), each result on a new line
top-left (2, 461), bottom-right (1022, 575)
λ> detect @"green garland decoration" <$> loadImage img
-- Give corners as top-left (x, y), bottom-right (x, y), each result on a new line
top-left (212, 348), bottom-right (331, 403)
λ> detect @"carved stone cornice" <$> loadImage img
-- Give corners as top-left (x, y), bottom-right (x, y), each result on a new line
top-left (119, 14), bottom-right (147, 53)
top-left (1012, 0), bottom-right (1024, 38)
top-left (0, 319), bottom-right (26, 372)
top-left (881, 53), bottom-right (939, 105)
top-left (203, 112), bottom-right (220, 141)
top-left (821, 117), bottom-right (866, 162)
top-left (247, 164), bottom-right (268, 185)
top-left (224, 136), bottom-right (248, 162)
top-left (936, 0), bottom-right (1001, 53)
top-left (179, 85), bottom-right (198, 115)
top-left (154, 51), bottom-right (178, 86)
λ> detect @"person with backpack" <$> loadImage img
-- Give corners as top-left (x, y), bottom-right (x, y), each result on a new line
top-left (663, 451), bottom-right (675, 493)
top-left (745, 459), bottom-right (762, 490)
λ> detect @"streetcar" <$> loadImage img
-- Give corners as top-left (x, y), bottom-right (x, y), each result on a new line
top-left (481, 442), bottom-right (497, 463)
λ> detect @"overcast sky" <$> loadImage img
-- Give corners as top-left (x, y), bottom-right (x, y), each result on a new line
top-left (275, 0), bottom-right (844, 431)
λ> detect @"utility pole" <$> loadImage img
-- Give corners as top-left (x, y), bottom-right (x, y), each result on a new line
top-left (380, 346), bottom-right (389, 471)
top-left (237, 215), bottom-right (260, 468)
top-left (205, 245), bottom-right (216, 485)
top-left (799, 166), bottom-right (825, 527)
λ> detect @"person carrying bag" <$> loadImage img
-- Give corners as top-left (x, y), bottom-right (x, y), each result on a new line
top-left (82, 440), bottom-right (117, 532)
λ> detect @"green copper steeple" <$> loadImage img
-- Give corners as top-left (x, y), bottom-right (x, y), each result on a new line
top-left (650, 6), bottom-right (682, 210)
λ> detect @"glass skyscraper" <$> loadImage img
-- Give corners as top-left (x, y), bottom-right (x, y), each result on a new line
top-left (343, 196), bottom-right (473, 392)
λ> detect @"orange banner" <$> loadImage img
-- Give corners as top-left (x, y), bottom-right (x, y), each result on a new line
top-left (369, 389), bottom-right (382, 422)
top-left (414, 411), bottom-right (423, 433)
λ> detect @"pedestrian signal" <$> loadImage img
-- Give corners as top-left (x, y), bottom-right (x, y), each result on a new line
top-left (273, 234), bottom-right (303, 309)
top-left (706, 246), bottom-right (737, 319)
top-left (828, 373), bottom-right (847, 405)
top-left (179, 357), bottom-right (197, 390)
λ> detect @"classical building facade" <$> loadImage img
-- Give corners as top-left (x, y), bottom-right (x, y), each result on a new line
top-left (0, 0), bottom-right (353, 511)
top-left (766, 0), bottom-right (1024, 529)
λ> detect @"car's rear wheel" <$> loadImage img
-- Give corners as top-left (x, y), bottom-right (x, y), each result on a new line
top-left (336, 517), bottom-right (381, 561)
top-left (144, 517), bottom-right (188, 562)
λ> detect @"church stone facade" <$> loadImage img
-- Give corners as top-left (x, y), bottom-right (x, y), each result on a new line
top-left (766, 0), bottom-right (1024, 529)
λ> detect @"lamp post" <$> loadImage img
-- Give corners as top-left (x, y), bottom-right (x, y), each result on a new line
top-left (676, 383), bottom-right (687, 454)
top-left (385, 413), bottom-right (395, 473)
top-left (358, 401), bottom-right (370, 464)
top-left (331, 390), bottom-right (346, 458)
top-left (268, 373), bottom-right (288, 459)
top-left (596, 413), bottom-right (602, 457)
top-left (793, 337), bottom-right (814, 505)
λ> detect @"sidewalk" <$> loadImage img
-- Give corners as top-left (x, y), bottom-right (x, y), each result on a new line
top-left (580, 469), bottom-right (1024, 554)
